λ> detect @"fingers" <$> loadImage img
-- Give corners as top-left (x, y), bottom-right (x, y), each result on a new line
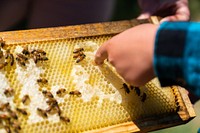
top-left (160, 13), bottom-right (190, 22)
top-left (137, 12), bottom-right (151, 20)
top-left (160, 3), bottom-right (190, 22)
top-left (94, 42), bottom-right (108, 65)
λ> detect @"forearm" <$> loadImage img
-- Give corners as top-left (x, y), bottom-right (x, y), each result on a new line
top-left (154, 21), bottom-right (200, 97)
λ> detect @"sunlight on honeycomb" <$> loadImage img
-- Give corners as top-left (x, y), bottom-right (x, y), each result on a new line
top-left (0, 35), bottom-right (178, 133)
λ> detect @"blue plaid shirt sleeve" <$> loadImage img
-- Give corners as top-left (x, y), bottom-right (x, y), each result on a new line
top-left (154, 21), bottom-right (200, 97)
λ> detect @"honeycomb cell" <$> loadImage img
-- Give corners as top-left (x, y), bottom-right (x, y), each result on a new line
top-left (0, 35), bottom-right (179, 133)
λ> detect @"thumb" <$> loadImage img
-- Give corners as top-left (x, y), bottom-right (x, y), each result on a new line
top-left (94, 42), bottom-right (108, 65)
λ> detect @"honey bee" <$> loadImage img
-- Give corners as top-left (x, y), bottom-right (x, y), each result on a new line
top-left (42, 90), bottom-right (53, 98)
top-left (0, 37), bottom-right (5, 48)
top-left (9, 53), bottom-right (14, 66)
top-left (0, 62), bottom-right (8, 69)
top-left (0, 114), bottom-right (9, 119)
top-left (0, 102), bottom-right (10, 111)
top-left (4, 126), bottom-right (11, 133)
top-left (37, 108), bottom-right (47, 118)
top-left (22, 95), bottom-right (30, 105)
top-left (30, 49), bottom-right (36, 55)
top-left (36, 49), bottom-right (46, 55)
top-left (39, 56), bottom-right (48, 61)
top-left (16, 57), bottom-right (26, 66)
top-left (0, 103), bottom-right (5, 111)
top-left (60, 116), bottom-right (70, 123)
top-left (46, 98), bottom-right (58, 107)
top-left (0, 48), bottom-right (3, 58)
top-left (9, 110), bottom-right (18, 120)
top-left (121, 83), bottom-right (130, 94)
top-left (69, 90), bottom-right (81, 96)
top-left (141, 93), bottom-right (147, 102)
top-left (130, 86), bottom-right (134, 90)
top-left (22, 46), bottom-right (30, 55)
top-left (37, 78), bottom-right (48, 84)
top-left (56, 88), bottom-right (66, 97)
top-left (32, 55), bottom-right (39, 64)
top-left (45, 106), bottom-right (53, 113)
top-left (76, 54), bottom-right (86, 63)
top-left (134, 87), bottom-right (141, 96)
top-left (73, 51), bottom-right (84, 58)
top-left (4, 88), bottom-right (14, 97)
top-left (12, 121), bottom-right (21, 130)
top-left (73, 48), bottom-right (84, 53)
top-left (16, 53), bottom-right (28, 61)
top-left (3, 49), bottom-right (14, 66)
top-left (130, 86), bottom-right (141, 96)
top-left (176, 105), bottom-right (181, 112)
top-left (46, 104), bottom-right (61, 115)
top-left (16, 108), bottom-right (28, 115)
top-left (4, 49), bottom-right (10, 59)
top-left (55, 106), bottom-right (61, 116)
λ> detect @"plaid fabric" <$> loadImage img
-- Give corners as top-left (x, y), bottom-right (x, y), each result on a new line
top-left (154, 21), bottom-right (200, 97)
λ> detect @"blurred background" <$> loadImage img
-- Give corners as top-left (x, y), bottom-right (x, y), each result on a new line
top-left (0, 0), bottom-right (199, 132)
top-left (1, 0), bottom-right (200, 32)
top-left (111, 0), bottom-right (200, 21)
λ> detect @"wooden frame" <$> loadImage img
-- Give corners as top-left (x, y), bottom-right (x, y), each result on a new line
top-left (0, 16), bottom-right (195, 133)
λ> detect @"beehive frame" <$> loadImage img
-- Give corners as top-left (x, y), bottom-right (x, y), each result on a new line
top-left (0, 17), bottom-right (195, 133)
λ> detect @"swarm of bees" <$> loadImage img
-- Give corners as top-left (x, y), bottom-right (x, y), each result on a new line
top-left (0, 37), bottom-right (49, 70)
top-left (0, 86), bottom-right (31, 133)
top-left (73, 47), bottom-right (86, 63)
top-left (40, 90), bottom-right (70, 123)
top-left (36, 89), bottom-right (82, 123)
top-left (0, 98), bottom-right (26, 133)
top-left (41, 90), bottom-right (59, 116)
top-left (15, 46), bottom-right (50, 86)
top-left (15, 46), bottom-right (48, 67)
top-left (38, 89), bottom-right (81, 121)
top-left (37, 88), bottom-right (70, 123)
top-left (30, 49), bottom-right (48, 64)
top-left (0, 109), bottom-right (22, 133)
top-left (121, 83), bottom-right (147, 102)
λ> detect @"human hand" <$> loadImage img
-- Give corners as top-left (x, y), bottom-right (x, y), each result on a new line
top-left (95, 24), bottom-right (158, 86)
top-left (137, 0), bottom-right (190, 22)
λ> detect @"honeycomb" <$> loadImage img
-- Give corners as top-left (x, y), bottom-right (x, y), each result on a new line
top-left (0, 35), bottom-right (179, 133)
